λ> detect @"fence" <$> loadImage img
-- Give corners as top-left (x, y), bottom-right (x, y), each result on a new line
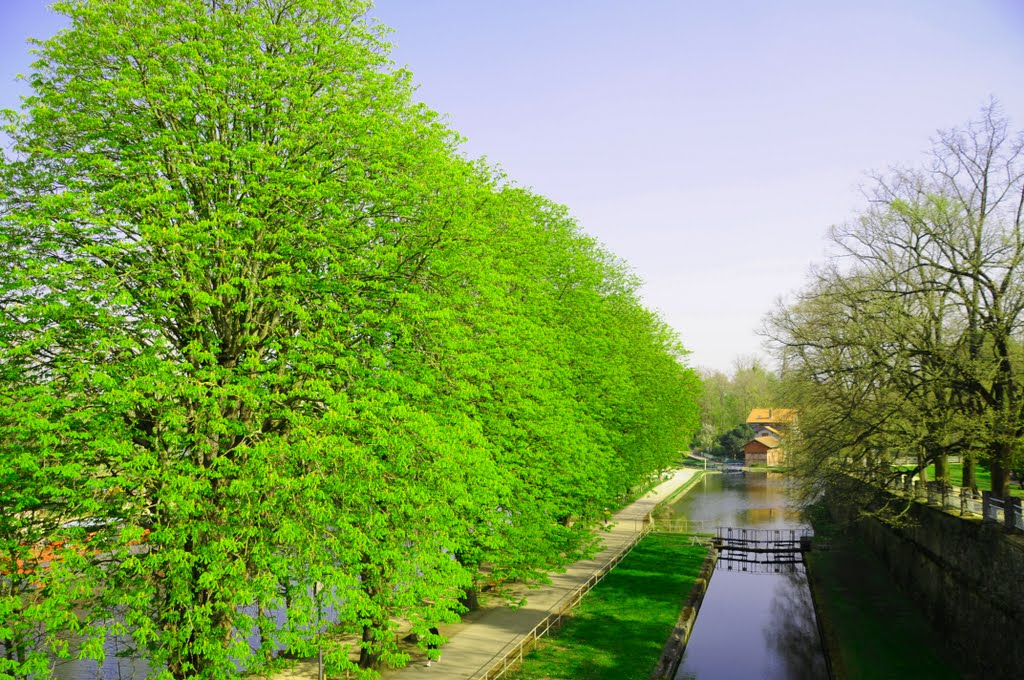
top-left (648, 518), bottom-right (717, 534)
top-left (887, 475), bottom-right (1023, 531)
top-left (472, 522), bottom-right (654, 680)
top-left (982, 494), bottom-right (1024, 531)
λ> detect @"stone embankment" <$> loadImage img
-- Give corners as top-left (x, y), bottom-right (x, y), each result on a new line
top-left (846, 493), bottom-right (1024, 680)
top-left (649, 546), bottom-right (717, 680)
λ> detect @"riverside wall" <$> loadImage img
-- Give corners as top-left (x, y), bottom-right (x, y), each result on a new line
top-left (847, 499), bottom-right (1024, 679)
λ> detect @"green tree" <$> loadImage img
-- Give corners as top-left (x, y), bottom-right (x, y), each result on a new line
top-left (696, 357), bottom-right (779, 454)
top-left (0, 1), bottom-right (701, 676)
top-left (766, 102), bottom-right (1024, 527)
top-left (0, 0), bottom-right (483, 675)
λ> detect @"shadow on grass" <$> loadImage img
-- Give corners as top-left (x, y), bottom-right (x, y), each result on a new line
top-left (807, 536), bottom-right (964, 680)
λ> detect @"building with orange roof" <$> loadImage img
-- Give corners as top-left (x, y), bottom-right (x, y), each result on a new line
top-left (742, 435), bottom-right (784, 466)
top-left (742, 409), bottom-right (796, 466)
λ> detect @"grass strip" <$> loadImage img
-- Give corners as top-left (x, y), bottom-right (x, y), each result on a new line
top-left (507, 533), bottom-right (708, 680)
top-left (895, 462), bottom-right (1024, 498)
top-left (806, 538), bottom-right (963, 680)
top-left (657, 470), bottom-right (705, 506)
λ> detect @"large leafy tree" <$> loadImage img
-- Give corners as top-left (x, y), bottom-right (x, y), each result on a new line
top-left (766, 102), bottom-right (1024, 526)
top-left (0, 0), bottom-right (480, 675)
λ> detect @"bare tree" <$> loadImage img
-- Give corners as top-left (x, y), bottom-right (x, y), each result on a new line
top-left (767, 102), bottom-right (1024, 527)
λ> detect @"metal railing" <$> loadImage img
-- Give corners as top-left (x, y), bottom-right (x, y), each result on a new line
top-left (472, 522), bottom-right (655, 680)
top-left (984, 495), bottom-right (1005, 524)
top-left (980, 494), bottom-right (1024, 531)
top-left (714, 526), bottom-right (810, 545)
top-left (888, 475), bottom-right (1022, 531)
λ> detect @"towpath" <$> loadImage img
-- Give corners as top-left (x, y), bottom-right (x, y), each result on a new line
top-left (273, 467), bottom-right (700, 680)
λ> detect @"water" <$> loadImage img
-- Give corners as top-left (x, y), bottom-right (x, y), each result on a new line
top-left (51, 638), bottom-right (151, 680)
top-left (16, 599), bottom-right (320, 679)
top-left (663, 471), bottom-right (828, 680)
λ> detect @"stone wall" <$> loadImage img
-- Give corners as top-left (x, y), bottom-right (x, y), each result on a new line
top-left (850, 499), bottom-right (1024, 679)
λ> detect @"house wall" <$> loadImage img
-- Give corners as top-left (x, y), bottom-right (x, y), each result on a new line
top-left (745, 451), bottom-right (765, 466)
top-left (743, 442), bottom-right (784, 467)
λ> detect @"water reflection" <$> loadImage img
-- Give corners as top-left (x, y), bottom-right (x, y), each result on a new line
top-left (670, 472), bottom-right (827, 680)
top-left (23, 597), bottom-right (322, 679)
top-left (767, 568), bottom-right (828, 679)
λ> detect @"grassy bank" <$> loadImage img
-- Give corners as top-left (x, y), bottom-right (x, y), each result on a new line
top-left (506, 534), bottom-right (708, 680)
top-left (897, 462), bottom-right (1024, 498)
top-left (806, 537), bottom-right (964, 680)
top-left (658, 469), bottom-right (705, 506)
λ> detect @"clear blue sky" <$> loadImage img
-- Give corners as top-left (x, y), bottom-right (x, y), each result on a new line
top-left (3, 1), bottom-right (1023, 373)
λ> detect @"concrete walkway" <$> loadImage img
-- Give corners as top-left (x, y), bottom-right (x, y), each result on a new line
top-left (268, 468), bottom-right (700, 680)
top-left (380, 467), bottom-right (700, 680)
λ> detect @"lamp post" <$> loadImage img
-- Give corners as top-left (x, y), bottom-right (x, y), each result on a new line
top-left (313, 581), bottom-right (324, 680)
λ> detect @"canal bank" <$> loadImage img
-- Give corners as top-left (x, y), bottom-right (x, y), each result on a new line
top-left (805, 487), bottom-right (1021, 680)
top-left (503, 469), bottom-right (712, 680)
top-left (505, 533), bottom-right (710, 680)
top-left (803, 533), bottom-right (965, 680)
top-left (649, 547), bottom-right (717, 680)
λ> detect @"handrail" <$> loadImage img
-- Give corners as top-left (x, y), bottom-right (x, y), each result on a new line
top-left (472, 521), bottom-right (655, 680)
top-left (885, 475), bottom-right (1022, 531)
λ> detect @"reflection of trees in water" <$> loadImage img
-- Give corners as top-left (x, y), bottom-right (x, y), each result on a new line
top-left (740, 506), bottom-right (805, 524)
top-left (764, 566), bottom-right (828, 680)
top-left (48, 618), bottom-right (149, 680)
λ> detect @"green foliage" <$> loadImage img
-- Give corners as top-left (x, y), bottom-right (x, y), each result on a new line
top-left (0, 1), bottom-right (700, 677)
top-left (696, 358), bottom-right (779, 451)
top-left (767, 102), bottom-right (1024, 510)
top-left (707, 424), bottom-right (751, 459)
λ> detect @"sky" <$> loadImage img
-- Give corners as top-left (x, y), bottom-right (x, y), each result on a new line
top-left (2, 0), bottom-right (1023, 374)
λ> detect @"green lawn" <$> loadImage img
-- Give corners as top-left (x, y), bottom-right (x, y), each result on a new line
top-left (807, 538), bottom-right (964, 680)
top-left (896, 462), bottom-right (1024, 498)
top-left (507, 534), bottom-right (708, 680)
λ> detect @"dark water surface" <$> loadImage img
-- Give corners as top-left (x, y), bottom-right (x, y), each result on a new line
top-left (665, 472), bottom-right (828, 680)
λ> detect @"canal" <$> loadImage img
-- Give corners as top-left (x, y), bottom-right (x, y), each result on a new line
top-left (657, 471), bottom-right (828, 680)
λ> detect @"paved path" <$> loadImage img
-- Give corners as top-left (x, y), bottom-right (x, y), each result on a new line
top-left (268, 468), bottom-right (700, 680)
top-left (380, 467), bottom-right (700, 679)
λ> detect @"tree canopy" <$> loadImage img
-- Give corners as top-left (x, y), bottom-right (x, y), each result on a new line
top-left (766, 102), bottom-right (1024, 526)
top-left (0, 1), bottom-right (700, 677)
top-left (695, 357), bottom-right (779, 456)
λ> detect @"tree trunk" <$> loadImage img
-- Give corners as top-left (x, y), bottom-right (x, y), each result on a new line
top-left (934, 452), bottom-right (949, 485)
top-left (991, 445), bottom-right (1012, 499)
top-left (460, 586), bottom-right (480, 611)
top-left (359, 625), bottom-right (381, 669)
top-left (962, 453), bottom-right (978, 495)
